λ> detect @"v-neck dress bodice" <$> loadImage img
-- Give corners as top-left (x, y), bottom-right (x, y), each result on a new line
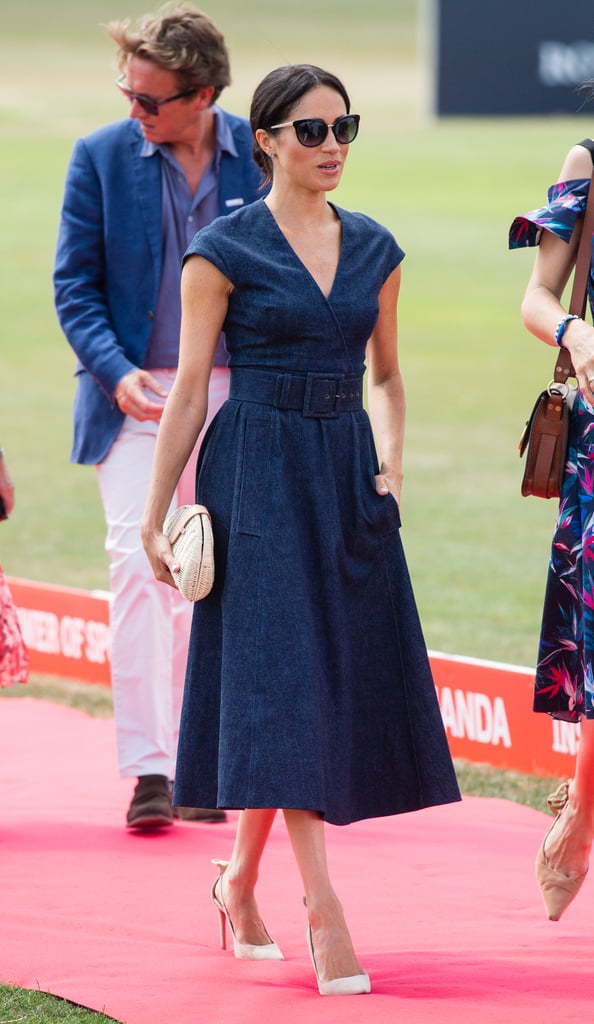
top-left (174, 199), bottom-right (460, 826)
top-left (185, 199), bottom-right (400, 375)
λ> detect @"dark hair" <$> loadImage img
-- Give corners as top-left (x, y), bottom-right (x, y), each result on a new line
top-left (108, 3), bottom-right (231, 103)
top-left (250, 64), bottom-right (351, 184)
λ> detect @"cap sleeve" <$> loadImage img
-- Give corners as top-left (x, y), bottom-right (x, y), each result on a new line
top-left (183, 218), bottom-right (234, 281)
top-left (509, 178), bottom-right (590, 249)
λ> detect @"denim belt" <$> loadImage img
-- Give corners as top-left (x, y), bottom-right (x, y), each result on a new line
top-left (229, 369), bottom-right (364, 419)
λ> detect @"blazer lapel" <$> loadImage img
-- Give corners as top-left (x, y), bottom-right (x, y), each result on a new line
top-left (130, 128), bottom-right (163, 280)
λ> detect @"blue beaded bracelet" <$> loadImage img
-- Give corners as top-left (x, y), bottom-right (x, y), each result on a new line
top-left (555, 313), bottom-right (581, 346)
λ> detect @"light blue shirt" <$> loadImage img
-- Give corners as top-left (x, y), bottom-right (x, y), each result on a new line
top-left (142, 107), bottom-right (236, 368)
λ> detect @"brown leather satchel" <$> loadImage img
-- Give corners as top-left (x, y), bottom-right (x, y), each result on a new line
top-left (519, 376), bottom-right (572, 498)
top-left (519, 172), bottom-right (594, 498)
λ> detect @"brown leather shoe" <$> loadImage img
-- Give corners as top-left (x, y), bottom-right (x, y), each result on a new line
top-left (126, 774), bottom-right (174, 829)
top-left (173, 806), bottom-right (227, 823)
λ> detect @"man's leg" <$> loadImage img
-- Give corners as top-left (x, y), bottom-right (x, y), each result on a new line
top-left (97, 410), bottom-right (188, 827)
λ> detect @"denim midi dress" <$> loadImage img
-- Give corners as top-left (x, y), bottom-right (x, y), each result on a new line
top-left (510, 163), bottom-right (594, 722)
top-left (173, 200), bottom-right (460, 825)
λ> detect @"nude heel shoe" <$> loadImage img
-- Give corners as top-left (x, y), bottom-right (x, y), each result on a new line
top-left (306, 925), bottom-right (370, 996)
top-left (535, 817), bottom-right (588, 921)
top-left (211, 859), bottom-right (284, 960)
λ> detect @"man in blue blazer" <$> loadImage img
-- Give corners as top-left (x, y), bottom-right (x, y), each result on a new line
top-left (54, 4), bottom-right (263, 829)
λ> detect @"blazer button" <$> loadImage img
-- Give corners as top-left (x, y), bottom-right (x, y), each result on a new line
top-left (147, 310), bottom-right (154, 319)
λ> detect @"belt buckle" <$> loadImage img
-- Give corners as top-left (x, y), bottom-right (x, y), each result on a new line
top-left (303, 373), bottom-right (341, 418)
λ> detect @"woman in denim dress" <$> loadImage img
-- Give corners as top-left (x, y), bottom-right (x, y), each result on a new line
top-left (143, 64), bottom-right (460, 996)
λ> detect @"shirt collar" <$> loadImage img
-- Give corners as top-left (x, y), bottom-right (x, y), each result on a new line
top-left (140, 106), bottom-right (237, 160)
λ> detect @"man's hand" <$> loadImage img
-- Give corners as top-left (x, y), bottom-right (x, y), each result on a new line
top-left (114, 369), bottom-right (170, 421)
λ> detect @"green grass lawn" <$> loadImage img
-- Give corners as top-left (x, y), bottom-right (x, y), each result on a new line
top-left (0, 1), bottom-right (581, 1019)
top-left (0, 985), bottom-right (118, 1023)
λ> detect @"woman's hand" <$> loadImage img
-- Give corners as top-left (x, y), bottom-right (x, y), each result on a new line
top-left (561, 317), bottom-right (594, 403)
top-left (375, 466), bottom-right (402, 506)
top-left (141, 522), bottom-right (181, 590)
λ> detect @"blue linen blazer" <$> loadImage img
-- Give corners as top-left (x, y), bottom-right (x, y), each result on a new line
top-left (53, 112), bottom-right (263, 465)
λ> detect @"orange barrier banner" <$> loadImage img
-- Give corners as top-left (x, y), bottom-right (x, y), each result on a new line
top-left (431, 651), bottom-right (577, 779)
top-left (8, 577), bottom-right (578, 779)
top-left (9, 576), bottom-right (111, 687)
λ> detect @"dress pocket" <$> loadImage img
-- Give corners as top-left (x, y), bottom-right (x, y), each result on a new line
top-left (357, 421), bottom-right (401, 536)
top-left (234, 417), bottom-right (271, 537)
top-left (374, 489), bottom-right (401, 535)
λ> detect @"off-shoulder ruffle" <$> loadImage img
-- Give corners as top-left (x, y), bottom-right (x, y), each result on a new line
top-left (509, 178), bottom-right (590, 248)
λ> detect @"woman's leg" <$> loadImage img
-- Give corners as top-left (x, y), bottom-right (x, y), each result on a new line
top-left (546, 718), bottom-right (594, 875)
top-left (217, 808), bottom-right (278, 945)
top-left (283, 809), bottom-right (365, 982)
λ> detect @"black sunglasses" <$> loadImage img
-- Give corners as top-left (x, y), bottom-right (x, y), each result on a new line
top-left (116, 75), bottom-right (197, 117)
top-left (267, 114), bottom-right (360, 148)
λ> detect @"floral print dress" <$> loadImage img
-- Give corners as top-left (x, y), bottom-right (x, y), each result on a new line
top-left (510, 166), bottom-right (594, 720)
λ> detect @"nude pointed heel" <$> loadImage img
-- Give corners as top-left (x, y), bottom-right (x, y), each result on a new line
top-left (306, 924), bottom-right (370, 996)
top-left (212, 860), bottom-right (229, 950)
top-left (535, 825), bottom-right (588, 921)
top-left (211, 859), bottom-right (284, 960)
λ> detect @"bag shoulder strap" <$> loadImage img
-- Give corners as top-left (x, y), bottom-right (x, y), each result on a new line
top-left (555, 168), bottom-right (594, 383)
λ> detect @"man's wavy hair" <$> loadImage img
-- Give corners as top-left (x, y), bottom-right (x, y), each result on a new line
top-left (108, 3), bottom-right (231, 102)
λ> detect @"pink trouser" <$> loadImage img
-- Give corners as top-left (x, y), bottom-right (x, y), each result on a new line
top-left (96, 367), bottom-right (228, 779)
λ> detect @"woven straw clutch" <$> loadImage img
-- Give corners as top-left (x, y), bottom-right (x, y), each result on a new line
top-left (163, 504), bottom-right (214, 602)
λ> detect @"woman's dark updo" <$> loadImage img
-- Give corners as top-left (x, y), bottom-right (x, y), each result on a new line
top-left (250, 64), bottom-right (351, 185)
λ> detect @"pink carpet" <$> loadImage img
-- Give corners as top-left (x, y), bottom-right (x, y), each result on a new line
top-left (2, 697), bottom-right (594, 1023)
